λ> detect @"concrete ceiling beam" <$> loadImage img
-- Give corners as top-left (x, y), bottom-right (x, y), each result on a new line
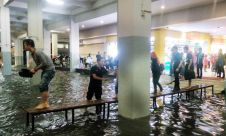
top-left (152, 0), bottom-right (226, 28)
top-left (3, 0), bottom-right (14, 6)
top-left (71, 0), bottom-right (116, 15)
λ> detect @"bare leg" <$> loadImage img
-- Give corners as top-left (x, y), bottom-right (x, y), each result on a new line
top-left (35, 91), bottom-right (49, 109)
top-left (188, 80), bottom-right (192, 88)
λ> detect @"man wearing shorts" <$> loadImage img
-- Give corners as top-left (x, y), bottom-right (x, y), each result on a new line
top-left (23, 39), bottom-right (55, 109)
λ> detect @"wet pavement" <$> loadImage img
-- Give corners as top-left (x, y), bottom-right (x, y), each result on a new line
top-left (0, 70), bottom-right (225, 136)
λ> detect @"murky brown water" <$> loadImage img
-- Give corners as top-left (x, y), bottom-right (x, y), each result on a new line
top-left (0, 71), bottom-right (225, 136)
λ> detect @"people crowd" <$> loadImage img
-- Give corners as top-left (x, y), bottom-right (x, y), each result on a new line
top-left (151, 45), bottom-right (226, 93)
top-left (79, 51), bottom-right (118, 70)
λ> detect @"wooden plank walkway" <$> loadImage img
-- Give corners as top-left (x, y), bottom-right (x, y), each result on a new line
top-left (25, 98), bottom-right (118, 131)
top-left (150, 84), bottom-right (214, 108)
top-left (24, 84), bottom-right (214, 131)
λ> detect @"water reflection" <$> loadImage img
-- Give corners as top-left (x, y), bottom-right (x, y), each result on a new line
top-left (0, 71), bottom-right (225, 135)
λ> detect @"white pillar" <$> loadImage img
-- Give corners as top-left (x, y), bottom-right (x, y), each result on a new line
top-left (44, 28), bottom-right (51, 57)
top-left (14, 39), bottom-right (23, 66)
top-left (69, 18), bottom-right (80, 72)
top-left (27, 0), bottom-right (43, 85)
top-left (0, 2), bottom-right (11, 75)
top-left (27, 0), bottom-right (43, 49)
top-left (15, 33), bottom-right (27, 67)
top-left (51, 33), bottom-right (58, 57)
top-left (118, 0), bottom-right (151, 119)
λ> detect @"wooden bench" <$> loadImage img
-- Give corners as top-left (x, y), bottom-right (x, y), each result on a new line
top-left (150, 84), bottom-right (214, 108)
top-left (24, 98), bottom-right (117, 131)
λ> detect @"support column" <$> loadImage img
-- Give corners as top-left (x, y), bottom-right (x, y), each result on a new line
top-left (51, 33), bottom-right (58, 57)
top-left (69, 17), bottom-right (80, 72)
top-left (14, 39), bottom-right (23, 66)
top-left (118, 0), bottom-right (151, 119)
top-left (0, 3), bottom-right (11, 75)
top-left (153, 29), bottom-right (166, 63)
top-left (15, 33), bottom-right (27, 67)
top-left (27, 0), bottom-right (43, 85)
top-left (44, 28), bottom-right (51, 57)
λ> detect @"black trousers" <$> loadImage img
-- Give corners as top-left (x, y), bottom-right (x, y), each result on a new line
top-left (87, 84), bottom-right (102, 114)
top-left (197, 64), bottom-right (203, 78)
top-left (87, 84), bottom-right (102, 100)
top-left (153, 74), bottom-right (162, 92)
top-left (174, 70), bottom-right (180, 90)
top-left (217, 66), bottom-right (225, 78)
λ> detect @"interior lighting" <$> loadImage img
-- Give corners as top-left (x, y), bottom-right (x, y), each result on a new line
top-left (100, 20), bottom-right (104, 24)
top-left (66, 28), bottom-right (70, 31)
top-left (46, 0), bottom-right (64, 5)
top-left (81, 25), bottom-right (85, 28)
top-left (161, 5), bottom-right (165, 9)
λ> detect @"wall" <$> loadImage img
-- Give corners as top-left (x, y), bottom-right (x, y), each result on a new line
top-left (79, 35), bottom-right (117, 61)
top-left (79, 43), bottom-right (106, 61)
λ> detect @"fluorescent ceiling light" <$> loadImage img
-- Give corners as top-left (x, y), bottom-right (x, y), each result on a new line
top-left (100, 20), bottom-right (104, 24)
top-left (161, 5), bottom-right (165, 9)
top-left (50, 30), bottom-right (65, 33)
top-left (46, 0), bottom-right (64, 5)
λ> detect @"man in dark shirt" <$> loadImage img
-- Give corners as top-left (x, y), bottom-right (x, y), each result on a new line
top-left (23, 39), bottom-right (55, 109)
top-left (87, 57), bottom-right (107, 114)
top-left (87, 58), bottom-right (108, 100)
top-left (171, 46), bottom-right (183, 91)
top-left (196, 47), bottom-right (204, 78)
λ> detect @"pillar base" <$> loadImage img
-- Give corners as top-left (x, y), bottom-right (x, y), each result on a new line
top-left (118, 115), bottom-right (150, 136)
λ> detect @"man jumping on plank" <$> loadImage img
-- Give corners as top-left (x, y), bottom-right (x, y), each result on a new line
top-left (23, 39), bottom-right (55, 109)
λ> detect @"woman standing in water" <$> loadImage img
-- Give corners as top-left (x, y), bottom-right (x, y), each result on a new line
top-left (184, 46), bottom-right (195, 88)
top-left (151, 52), bottom-right (163, 93)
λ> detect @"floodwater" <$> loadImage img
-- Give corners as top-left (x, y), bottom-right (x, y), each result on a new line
top-left (0, 71), bottom-right (225, 136)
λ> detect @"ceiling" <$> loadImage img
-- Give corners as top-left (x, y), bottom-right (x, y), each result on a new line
top-left (168, 18), bottom-right (226, 36)
top-left (7, 0), bottom-right (226, 41)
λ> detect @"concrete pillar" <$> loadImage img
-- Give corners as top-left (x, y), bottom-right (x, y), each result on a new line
top-left (0, 3), bottom-right (11, 75)
top-left (118, 0), bottom-right (151, 119)
top-left (15, 33), bottom-right (27, 67)
top-left (153, 29), bottom-right (166, 63)
top-left (27, 0), bottom-right (43, 49)
top-left (51, 33), bottom-right (58, 57)
top-left (27, 0), bottom-right (43, 85)
top-left (14, 39), bottom-right (23, 66)
top-left (69, 17), bottom-right (80, 72)
top-left (44, 28), bottom-right (51, 57)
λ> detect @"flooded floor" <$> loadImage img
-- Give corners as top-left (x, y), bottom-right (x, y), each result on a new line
top-left (0, 70), bottom-right (225, 136)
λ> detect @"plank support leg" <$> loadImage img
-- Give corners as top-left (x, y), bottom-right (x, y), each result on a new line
top-left (26, 113), bottom-right (29, 127)
top-left (65, 110), bottom-right (68, 121)
top-left (72, 109), bottom-right (74, 124)
top-left (103, 104), bottom-right (105, 119)
top-left (107, 103), bottom-right (110, 119)
top-left (31, 115), bottom-right (35, 131)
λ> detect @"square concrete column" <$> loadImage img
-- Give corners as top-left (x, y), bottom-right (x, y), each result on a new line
top-left (118, 0), bottom-right (151, 119)
top-left (14, 39), bottom-right (23, 66)
top-left (51, 33), bottom-right (58, 58)
top-left (69, 18), bottom-right (80, 72)
top-left (44, 28), bottom-right (51, 57)
top-left (0, 3), bottom-right (12, 75)
top-left (27, 0), bottom-right (44, 85)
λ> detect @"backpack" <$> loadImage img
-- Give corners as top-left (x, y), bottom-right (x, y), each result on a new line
top-left (159, 63), bottom-right (165, 72)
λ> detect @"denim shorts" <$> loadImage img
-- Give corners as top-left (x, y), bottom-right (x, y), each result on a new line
top-left (39, 69), bottom-right (55, 92)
